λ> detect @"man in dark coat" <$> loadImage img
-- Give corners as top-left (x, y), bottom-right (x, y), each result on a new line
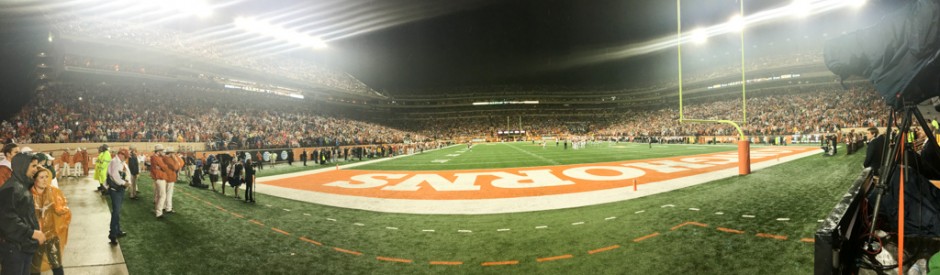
top-left (287, 149), bottom-right (294, 166)
top-left (0, 154), bottom-right (45, 274)
top-left (128, 147), bottom-right (141, 200)
top-left (864, 127), bottom-right (886, 176)
top-left (218, 153), bottom-right (232, 195)
top-left (300, 149), bottom-right (307, 166)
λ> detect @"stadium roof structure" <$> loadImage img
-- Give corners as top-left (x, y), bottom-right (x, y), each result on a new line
top-left (0, 0), bottom-right (911, 97)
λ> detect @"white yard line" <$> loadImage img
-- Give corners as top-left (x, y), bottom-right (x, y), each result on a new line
top-left (504, 143), bottom-right (561, 165)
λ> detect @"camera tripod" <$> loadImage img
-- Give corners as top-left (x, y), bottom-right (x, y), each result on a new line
top-left (864, 103), bottom-right (940, 268)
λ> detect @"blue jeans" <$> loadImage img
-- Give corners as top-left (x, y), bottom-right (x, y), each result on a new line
top-left (109, 187), bottom-right (125, 239)
top-left (0, 242), bottom-right (32, 275)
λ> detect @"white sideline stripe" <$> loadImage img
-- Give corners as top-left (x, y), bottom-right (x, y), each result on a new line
top-left (715, 212), bottom-right (724, 215)
top-left (605, 216), bottom-right (616, 220)
top-left (386, 227), bottom-right (398, 230)
top-left (504, 143), bottom-right (561, 165)
top-left (458, 230), bottom-right (472, 233)
top-left (253, 147), bottom-right (823, 214)
top-left (635, 210), bottom-right (645, 214)
top-left (422, 229), bottom-right (435, 232)
top-left (742, 215), bottom-right (755, 218)
top-left (572, 222), bottom-right (585, 225)
top-left (535, 225), bottom-right (548, 229)
top-left (326, 218), bottom-right (337, 221)
top-left (303, 213), bottom-right (311, 216)
top-left (661, 204), bottom-right (675, 208)
top-left (353, 223), bottom-right (364, 226)
top-left (497, 228), bottom-right (511, 232)
top-left (776, 218), bottom-right (790, 221)
top-left (689, 208), bottom-right (700, 211)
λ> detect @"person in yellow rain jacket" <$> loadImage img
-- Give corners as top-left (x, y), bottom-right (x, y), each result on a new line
top-left (93, 144), bottom-right (111, 194)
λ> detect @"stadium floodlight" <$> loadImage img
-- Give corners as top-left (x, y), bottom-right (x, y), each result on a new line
top-left (789, 0), bottom-right (813, 18)
top-left (691, 28), bottom-right (707, 44)
top-left (234, 17), bottom-right (328, 50)
top-left (727, 14), bottom-right (745, 32)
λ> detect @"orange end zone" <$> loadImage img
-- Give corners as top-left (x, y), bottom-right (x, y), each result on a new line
top-left (259, 147), bottom-right (816, 200)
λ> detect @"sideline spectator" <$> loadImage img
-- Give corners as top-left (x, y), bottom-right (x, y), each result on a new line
top-left (0, 153), bottom-right (45, 275)
top-left (243, 158), bottom-right (255, 203)
top-left (864, 127), bottom-right (885, 176)
top-left (161, 148), bottom-right (180, 215)
top-left (93, 144), bottom-right (111, 194)
top-left (149, 144), bottom-right (169, 219)
top-left (0, 143), bottom-right (19, 187)
top-left (30, 166), bottom-right (71, 275)
top-left (106, 149), bottom-right (129, 245)
top-left (127, 147), bottom-right (140, 200)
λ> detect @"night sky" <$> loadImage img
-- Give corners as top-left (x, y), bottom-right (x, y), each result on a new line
top-left (0, 0), bottom-right (905, 108)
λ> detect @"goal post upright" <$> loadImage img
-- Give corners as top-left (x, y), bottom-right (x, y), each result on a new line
top-left (676, 0), bottom-right (750, 175)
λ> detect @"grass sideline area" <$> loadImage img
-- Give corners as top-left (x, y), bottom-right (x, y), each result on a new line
top-left (111, 142), bottom-right (858, 274)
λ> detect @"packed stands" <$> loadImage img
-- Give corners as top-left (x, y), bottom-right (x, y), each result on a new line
top-left (0, 84), bottom-right (420, 148)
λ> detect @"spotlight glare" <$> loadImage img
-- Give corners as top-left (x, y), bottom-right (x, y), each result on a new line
top-left (790, 0), bottom-right (812, 18)
top-left (847, 0), bottom-right (866, 8)
top-left (727, 15), bottom-right (745, 32)
top-left (691, 28), bottom-right (707, 44)
top-left (233, 17), bottom-right (328, 50)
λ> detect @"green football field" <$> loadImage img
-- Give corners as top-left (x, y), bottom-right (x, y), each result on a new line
top-left (114, 142), bottom-right (860, 274)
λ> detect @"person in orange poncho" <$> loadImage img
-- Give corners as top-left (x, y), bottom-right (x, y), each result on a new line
top-left (30, 166), bottom-right (71, 275)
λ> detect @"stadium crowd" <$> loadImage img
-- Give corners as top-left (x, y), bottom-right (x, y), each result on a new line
top-left (0, 84), bottom-right (422, 148)
top-left (597, 86), bottom-right (888, 138)
top-left (0, 82), bottom-right (889, 147)
top-left (387, 85), bottom-right (888, 141)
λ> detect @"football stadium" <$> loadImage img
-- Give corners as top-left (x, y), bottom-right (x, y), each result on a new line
top-left (1, 0), bottom-right (940, 274)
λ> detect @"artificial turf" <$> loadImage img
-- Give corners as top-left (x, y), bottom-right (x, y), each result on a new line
top-left (113, 142), bottom-right (860, 274)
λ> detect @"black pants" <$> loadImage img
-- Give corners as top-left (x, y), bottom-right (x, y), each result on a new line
top-left (1, 242), bottom-right (33, 275)
top-left (245, 181), bottom-right (254, 202)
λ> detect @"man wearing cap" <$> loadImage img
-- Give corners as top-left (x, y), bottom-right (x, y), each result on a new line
top-left (93, 144), bottom-right (111, 194)
top-left (107, 149), bottom-right (130, 244)
top-left (161, 148), bottom-right (180, 214)
top-left (149, 145), bottom-right (169, 218)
